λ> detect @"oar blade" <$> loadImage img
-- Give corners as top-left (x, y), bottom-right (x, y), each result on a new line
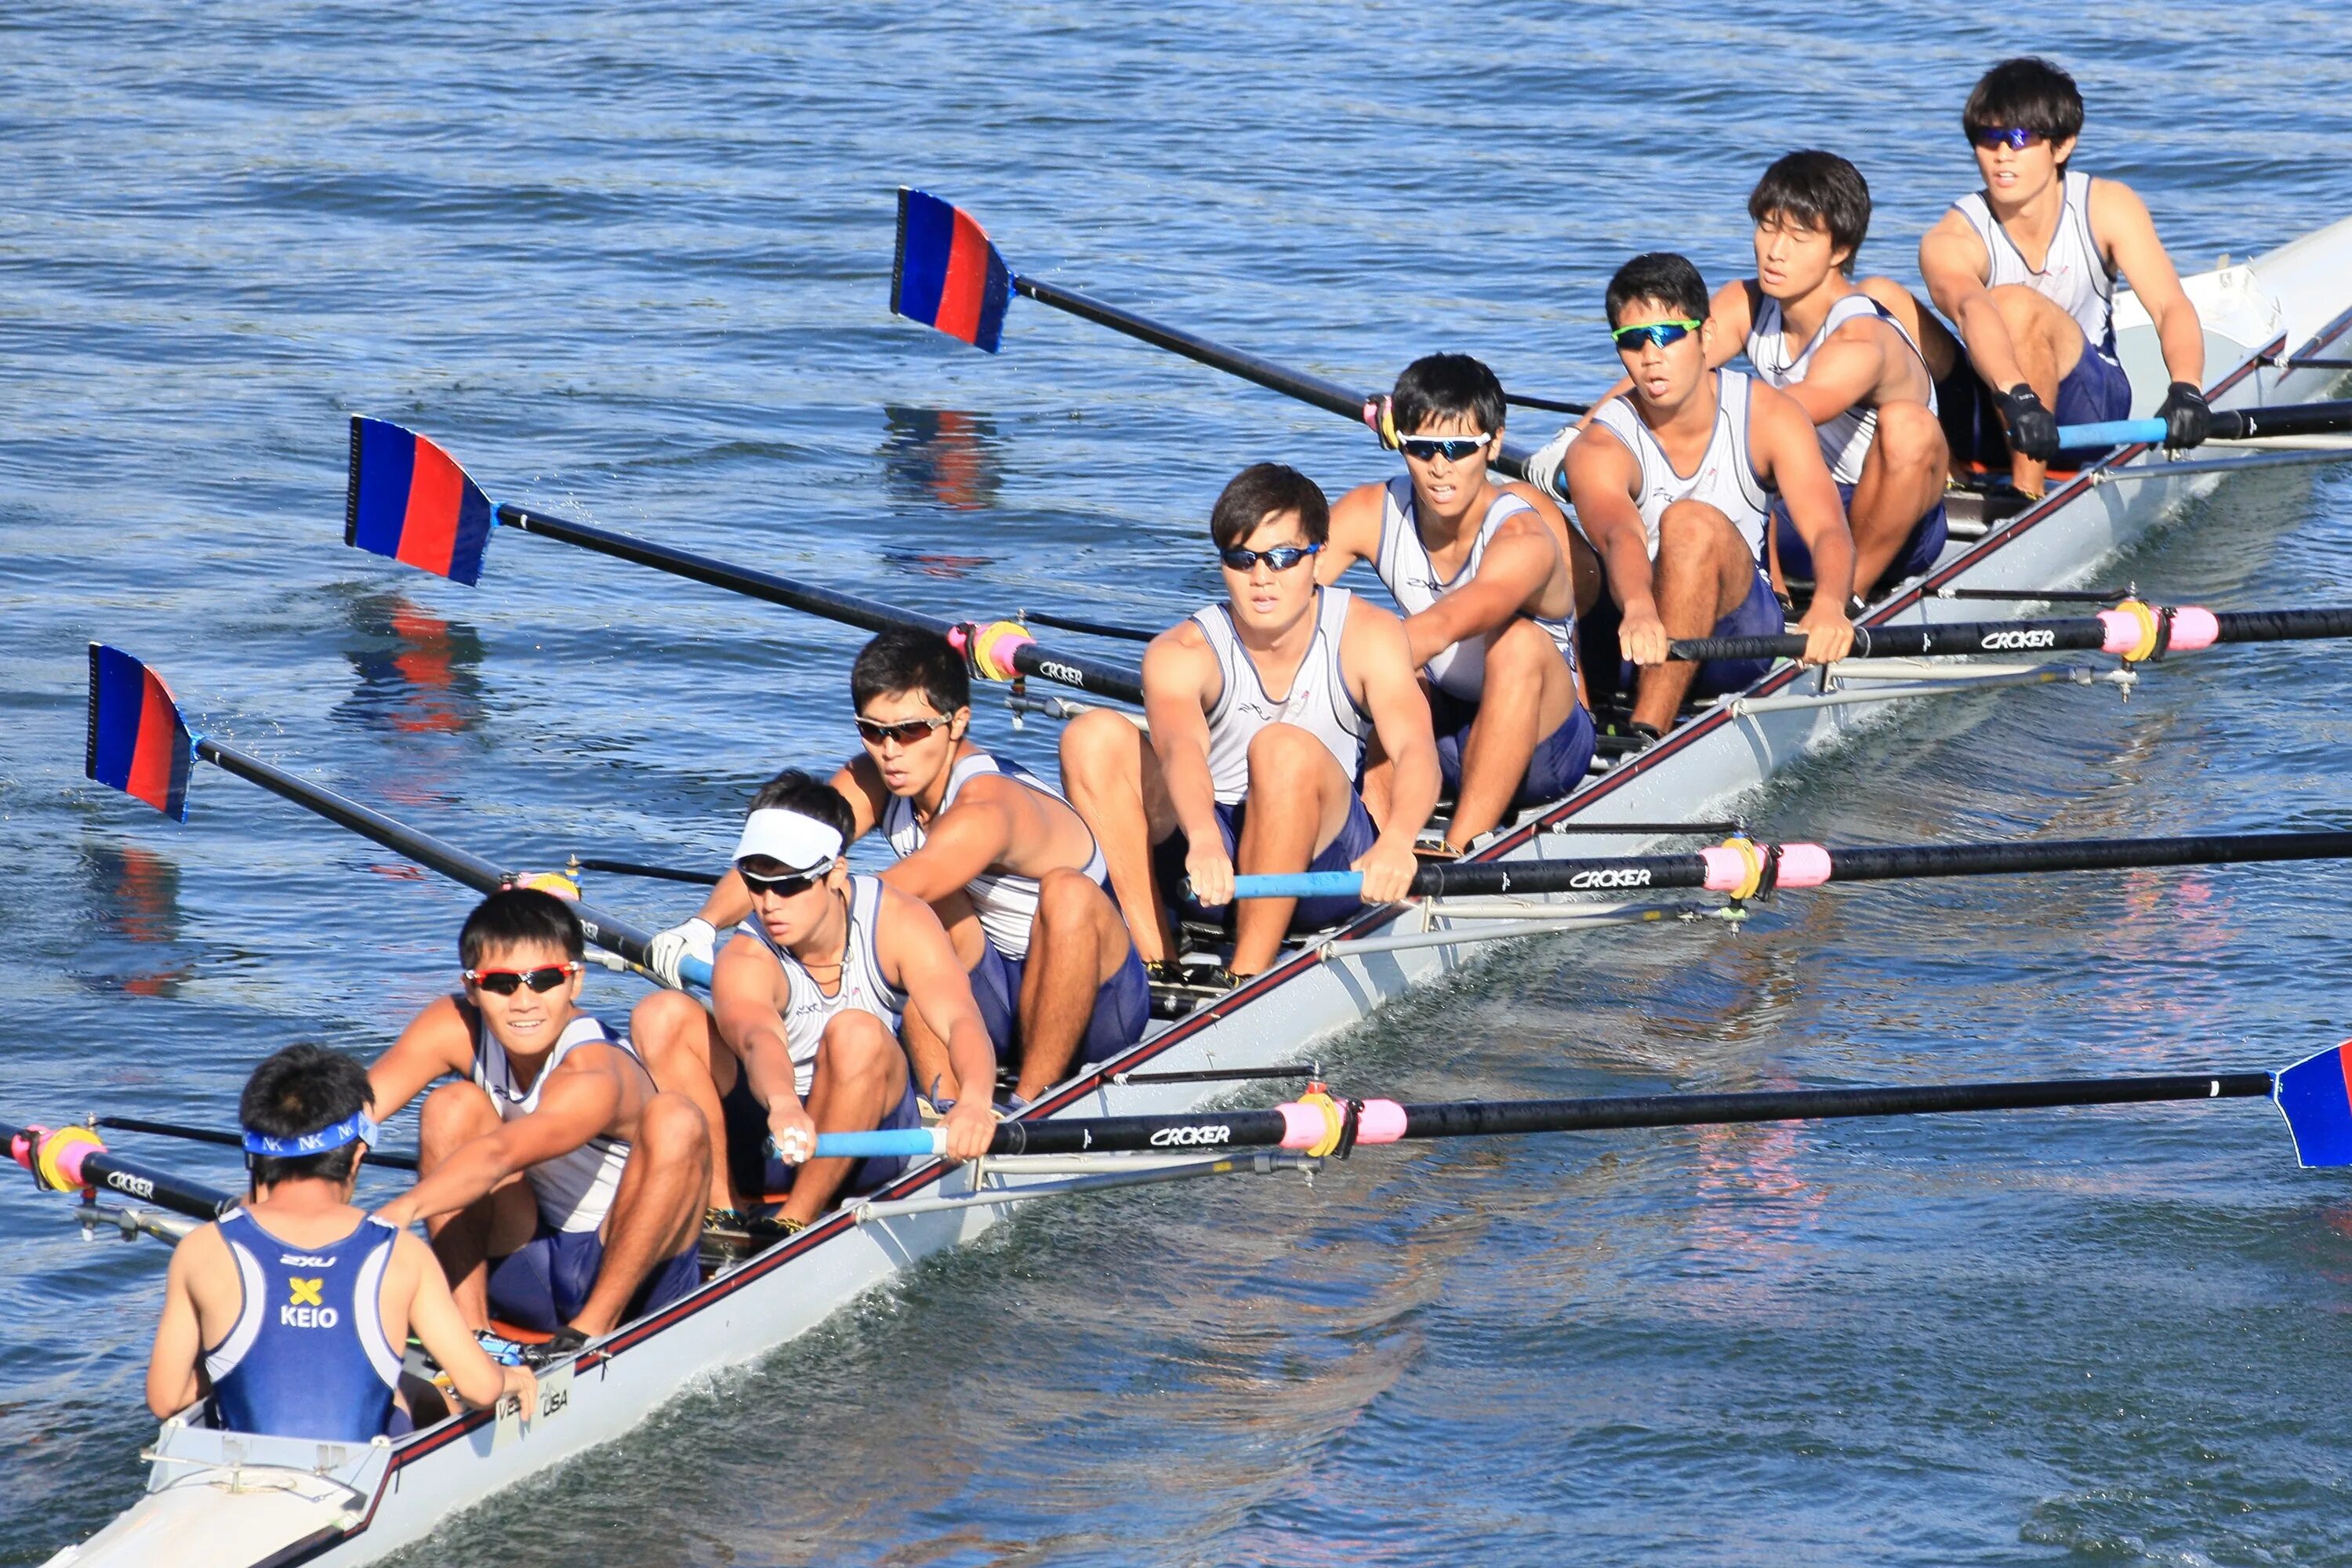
top-left (891, 187), bottom-right (1012, 353)
top-left (2273, 1042), bottom-right (2352, 1167)
top-left (344, 417), bottom-right (496, 586)
top-left (85, 644), bottom-right (195, 822)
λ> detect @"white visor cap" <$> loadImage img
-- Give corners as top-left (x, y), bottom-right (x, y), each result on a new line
top-left (732, 808), bottom-right (844, 873)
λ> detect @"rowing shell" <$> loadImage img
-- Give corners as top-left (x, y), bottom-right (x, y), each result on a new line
top-left (42, 213), bottom-right (2352, 1568)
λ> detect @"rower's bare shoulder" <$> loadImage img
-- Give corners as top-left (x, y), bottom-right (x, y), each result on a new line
top-left (1338, 592), bottom-right (1411, 659)
top-left (2083, 176), bottom-right (2155, 241)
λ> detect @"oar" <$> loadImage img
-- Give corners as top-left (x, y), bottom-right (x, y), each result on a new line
top-left (888, 188), bottom-right (1571, 479)
top-left (2058, 397), bottom-right (2352, 452)
top-left (96, 1116), bottom-right (423, 1174)
top-left (342, 418), bottom-right (1145, 706)
top-left (817, 1045), bottom-right (2352, 1160)
top-left (5, 1120), bottom-right (238, 1224)
top-left (1221, 824), bottom-right (2352, 903)
top-left (82, 644), bottom-right (710, 989)
top-left (1668, 602), bottom-right (2352, 666)
top-left (570, 857), bottom-right (724, 886)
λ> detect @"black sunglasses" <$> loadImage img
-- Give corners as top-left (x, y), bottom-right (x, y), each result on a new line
top-left (1398, 434), bottom-right (1492, 463)
top-left (464, 963), bottom-right (581, 996)
top-left (740, 860), bottom-right (837, 898)
top-left (1218, 543), bottom-right (1321, 572)
top-left (855, 715), bottom-right (953, 746)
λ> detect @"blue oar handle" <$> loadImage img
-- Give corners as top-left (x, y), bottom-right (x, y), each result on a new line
top-left (2056, 418), bottom-right (2165, 450)
top-left (680, 954), bottom-right (713, 990)
top-left (811, 1127), bottom-right (947, 1160)
top-left (1229, 871), bottom-right (1365, 900)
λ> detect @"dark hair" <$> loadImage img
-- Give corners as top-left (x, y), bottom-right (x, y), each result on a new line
top-left (1748, 151), bottom-right (1872, 273)
top-left (241, 1043), bottom-right (375, 1187)
top-left (1391, 353), bottom-right (1506, 441)
top-left (748, 767), bottom-right (856, 848)
top-left (851, 627), bottom-right (970, 717)
top-left (459, 887), bottom-right (585, 971)
top-left (1962, 57), bottom-right (2084, 148)
top-left (1209, 462), bottom-right (1329, 552)
top-left (1605, 253), bottom-right (1710, 328)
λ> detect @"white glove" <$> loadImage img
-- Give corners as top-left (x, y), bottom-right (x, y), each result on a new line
top-left (1521, 419), bottom-right (1581, 504)
top-left (648, 916), bottom-right (717, 989)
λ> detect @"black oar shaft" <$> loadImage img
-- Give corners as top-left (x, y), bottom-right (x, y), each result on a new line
top-left (1670, 606), bottom-right (2352, 665)
top-left (2214, 398), bottom-right (2352, 440)
top-left (495, 503), bottom-right (1145, 704)
top-left (196, 735), bottom-right (665, 969)
top-left (3, 1121), bottom-right (238, 1224)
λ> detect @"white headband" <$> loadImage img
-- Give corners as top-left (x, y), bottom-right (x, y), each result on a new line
top-left (732, 808), bottom-right (844, 873)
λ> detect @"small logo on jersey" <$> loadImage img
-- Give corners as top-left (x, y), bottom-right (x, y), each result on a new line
top-left (280, 1252), bottom-right (336, 1267)
top-left (281, 1276), bottom-right (339, 1329)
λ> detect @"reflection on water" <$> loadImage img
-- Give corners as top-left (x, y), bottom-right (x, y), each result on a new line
top-left (75, 840), bottom-right (188, 997)
top-left (336, 593), bottom-right (485, 738)
top-left (881, 405), bottom-right (1003, 514)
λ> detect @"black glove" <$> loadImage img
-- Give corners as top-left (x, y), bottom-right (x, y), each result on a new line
top-left (1999, 384), bottom-right (2060, 463)
top-left (2155, 380), bottom-right (2213, 448)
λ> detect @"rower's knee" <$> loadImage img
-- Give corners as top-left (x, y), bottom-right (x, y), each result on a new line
top-left (1486, 616), bottom-right (1559, 681)
top-left (418, 1081), bottom-right (499, 1158)
top-left (629, 989), bottom-right (706, 1055)
top-left (1244, 720), bottom-right (1327, 787)
top-left (635, 1092), bottom-right (710, 1168)
top-left (1657, 498), bottom-right (1728, 549)
top-left (1035, 865), bottom-right (1106, 929)
top-left (1874, 398), bottom-right (1945, 465)
top-left (818, 1010), bottom-right (895, 1080)
top-left (1059, 708), bottom-right (1137, 792)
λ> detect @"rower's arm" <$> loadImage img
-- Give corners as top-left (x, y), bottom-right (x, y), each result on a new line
top-left (1771, 318), bottom-right (1886, 426)
top-left (829, 757), bottom-right (889, 842)
top-left (1313, 481), bottom-right (1385, 584)
top-left (367, 996), bottom-right (480, 1125)
top-left (401, 1230), bottom-right (534, 1411)
top-left (1562, 430), bottom-right (1653, 616)
top-left (711, 937), bottom-right (802, 1116)
top-left (145, 1222), bottom-right (220, 1417)
top-left (878, 778), bottom-right (1018, 904)
top-left (1399, 517), bottom-right (1561, 666)
top-left (1920, 215), bottom-right (2023, 390)
top-left (376, 1054), bottom-right (626, 1228)
top-left (877, 888), bottom-right (996, 1159)
top-left (1142, 628), bottom-right (1224, 851)
top-left (674, 869), bottom-right (753, 933)
top-left (2093, 178), bottom-right (2205, 390)
top-left (1347, 604), bottom-right (1439, 849)
top-left (1751, 383), bottom-right (1857, 642)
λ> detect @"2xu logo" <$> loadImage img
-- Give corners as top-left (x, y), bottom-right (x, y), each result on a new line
top-left (1568, 867), bottom-right (1653, 890)
top-left (1149, 1124), bottom-right (1232, 1149)
top-left (1978, 629), bottom-right (2056, 651)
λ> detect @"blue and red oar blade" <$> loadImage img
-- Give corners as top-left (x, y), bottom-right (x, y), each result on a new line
top-left (2273, 1041), bottom-right (2352, 1167)
top-left (891, 187), bottom-right (1013, 353)
top-left (344, 417), bottom-right (496, 586)
top-left (85, 644), bottom-right (196, 822)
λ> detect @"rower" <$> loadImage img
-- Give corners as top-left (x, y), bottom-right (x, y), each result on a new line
top-left (643, 628), bottom-right (1147, 1112)
top-left (146, 1044), bottom-right (534, 1439)
top-left (1562, 252), bottom-right (1857, 739)
top-left (1317, 353), bottom-right (1592, 850)
top-left (1920, 56), bottom-right (2211, 497)
top-left (368, 889), bottom-right (708, 1356)
top-left (1059, 462), bottom-right (1439, 979)
top-left (630, 771), bottom-right (999, 1237)
top-left (1683, 152), bottom-right (1951, 602)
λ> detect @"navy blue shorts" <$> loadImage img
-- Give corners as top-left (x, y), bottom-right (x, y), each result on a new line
top-left (487, 1221), bottom-right (701, 1335)
top-left (1936, 339), bottom-right (2134, 470)
top-left (970, 938), bottom-right (1150, 1072)
top-left (1153, 793), bottom-right (1380, 931)
top-left (720, 1065), bottom-right (923, 1202)
top-left (1427, 688), bottom-right (1596, 807)
top-left (1771, 481), bottom-right (1948, 593)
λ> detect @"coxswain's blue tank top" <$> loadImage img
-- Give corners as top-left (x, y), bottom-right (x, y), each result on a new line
top-left (204, 1208), bottom-right (404, 1442)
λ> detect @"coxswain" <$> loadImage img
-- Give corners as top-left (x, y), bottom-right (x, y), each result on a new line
top-left (1316, 354), bottom-right (1594, 851)
top-left (1060, 462), bottom-right (1439, 979)
top-left (631, 771), bottom-right (1000, 1238)
top-left (146, 1044), bottom-right (534, 1438)
top-left (1561, 252), bottom-right (1858, 739)
top-left (642, 628), bottom-right (1146, 1113)
top-left (368, 888), bottom-right (709, 1357)
top-left (1662, 152), bottom-right (1951, 602)
top-left (1919, 56), bottom-right (2210, 497)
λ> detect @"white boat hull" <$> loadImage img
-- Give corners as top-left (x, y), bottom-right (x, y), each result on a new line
top-left (43, 214), bottom-right (2352, 1568)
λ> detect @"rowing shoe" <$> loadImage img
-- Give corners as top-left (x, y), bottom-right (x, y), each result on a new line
top-left (82, 644), bottom-right (709, 989)
top-left (1222, 825), bottom-right (2352, 902)
top-left (341, 417), bottom-right (1144, 705)
top-left (812, 1040), bottom-right (2352, 1163)
top-left (888, 187), bottom-right (1580, 477)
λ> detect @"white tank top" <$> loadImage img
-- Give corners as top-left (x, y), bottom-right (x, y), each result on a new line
top-left (470, 1011), bottom-right (638, 1234)
top-left (882, 750), bottom-right (1109, 960)
top-left (1372, 477), bottom-right (1578, 699)
top-left (1953, 169), bottom-right (2118, 354)
top-left (1193, 586), bottom-right (1367, 807)
top-left (1745, 293), bottom-right (1937, 485)
top-left (736, 874), bottom-right (906, 1098)
top-left (1588, 369), bottom-right (1773, 562)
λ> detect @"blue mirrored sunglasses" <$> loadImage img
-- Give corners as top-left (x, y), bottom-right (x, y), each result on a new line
top-left (1610, 319), bottom-right (1702, 351)
top-left (1398, 434), bottom-right (1492, 463)
top-left (1970, 126), bottom-right (2045, 151)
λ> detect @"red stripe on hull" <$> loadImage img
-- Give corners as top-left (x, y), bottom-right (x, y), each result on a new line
top-left (397, 441), bottom-right (465, 577)
top-left (936, 212), bottom-right (988, 343)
